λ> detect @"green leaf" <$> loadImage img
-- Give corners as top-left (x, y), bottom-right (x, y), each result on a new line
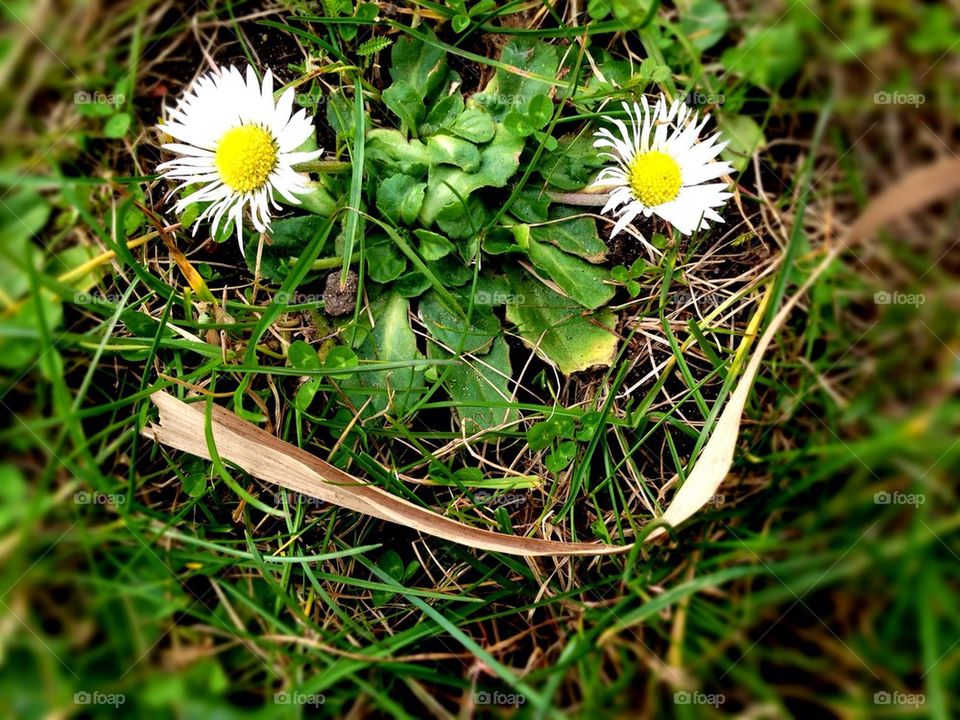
top-left (610, 0), bottom-right (655, 27)
top-left (469, 0), bottom-right (497, 16)
top-left (0, 464), bottom-right (28, 530)
top-left (346, 292), bottom-right (426, 417)
top-left (435, 197), bottom-right (489, 244)
top-left (0, 294), bottom-right (63, 371)
top-left (721, 24), bottom-right (803, 89)
top-left (522, 233), bottom-right (614, 310)
top-left (377, 174), bottom-right (427, 225)
top-left (529, 208), bottom-right (607, 262)
top-left (474, 39), bottom-right (560, 121)
top-left (527, 94), bottom-right (553, 128)
top-left (908, 6), bottom-right (957, 53)
top-left (372, 550), bottom-right (405, 605)
top-left (120, 310), bottom-right (175, 338)
top-left (414, 229), bottom-right (456, 261)
top-left (426, 134), bottom-right (481, 172)
top-left (289, 340), bottom-right (323, 412)
top-left (448, 107), bottom-right (496, 143)
top-left (243, 215), bottom-right (331, 283)
top-left (124, 207), bottom-right (144, 236)
top-left (357, 36), bottom-right (393, 57)
top-left (526, 422), bottom-right (556, 452)
top-left (337, 1), bottom-right (378, 41)
top-left (509, 187), bottom-right (552, 223)
top-left (178, 202), bottom-right (200, 231)
top-left (587, 0), bottom-right (611, 20)
top-left (538, 134), bottom-right (608, 191)
top-left (104, 113), bottom-right (132, 138)
top-left (294, 180), bottom-right (338, 217)
top-left (427, 334), bottom-right (517, 431)
top-left (545, 440), bottom-right (578, 473)
top-left (327, 89), bottom-right (369, 139)
top-left (452, 14), bottom-right (470, 32)
top-left (419, 289), bottom-right (500, 355)
top-left (650, 65), bottom-right (673, 83)
top-left (382, 80), bottom-right (426, 134)
top-left (365, 129), bottom-right (430, 177)
top-left (365, 235), bottom-right (407, 283)
top-left (0, 190), bottom-right (49, 300)
top-left (503, 110), bottom-right (534, 138)
top-left (389, 30), bottom-right (449, 101)
top-left (527, 416), bottom-right (575, 451)
top-left (288, 340), bottom-right (322, 370)
top-left (323, 345), bottom-right (359, 380)
top-left (428, 256), bottom-right (473, 287)
top-left (394, 270), bottom-right (432, 297)
top-left (534, 131), bottom-right (558, 151)
top-left (716, 113), bottom-right (765, 172)
top-left (505, 270), bottom-right (618, 375)
top-left (182, 470), bottom-right (208, 498)
top-left (420, 125), bottom-right (524, 225)
top-left (677, 0), bottom-right (730, 51)
top-left (422, 93), bottom-right (465, 135)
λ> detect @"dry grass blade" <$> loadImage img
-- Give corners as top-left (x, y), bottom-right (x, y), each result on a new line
top-left (145, 158), bottom-right (960, 555)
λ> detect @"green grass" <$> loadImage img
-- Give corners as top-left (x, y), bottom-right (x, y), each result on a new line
top-left (1, 1), bottom-right (959, 718)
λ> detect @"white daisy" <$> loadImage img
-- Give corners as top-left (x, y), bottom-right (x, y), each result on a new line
top-left (590, 95), bottom-right (734, 238)
top-left (157, 64), bottom-right (322, 252)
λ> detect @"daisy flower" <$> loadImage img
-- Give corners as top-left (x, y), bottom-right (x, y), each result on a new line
top-left (590, 95), bottom-right (733, 239)
top-left (157, 64), bottom-right (322, 251)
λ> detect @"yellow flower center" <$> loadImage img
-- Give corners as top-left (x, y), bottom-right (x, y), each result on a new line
top-left (627, 150), bottom-right (682, 207)
top-left (214, 125), bottom-right (277, 193)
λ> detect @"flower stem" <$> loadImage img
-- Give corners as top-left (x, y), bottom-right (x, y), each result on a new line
top-left (287, 252), bottom-right (360, 270)
top-left (546, 191), bottom-right (612, 206)
top-left (293, 159), bottom-right (352, 173)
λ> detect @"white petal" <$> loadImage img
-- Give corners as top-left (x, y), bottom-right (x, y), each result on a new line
top-left (272, 87), bottom-right (296, 134)
top-left (681, 160), bottom-right (734, 186)
top-left (653, 184), bottom-right (731, 235)
top-left (280, 149), bottom-right (323, 167)
top-left (601, 186), bottom-right (635, 215)
top-left (610, 201), bottom-right (644, 237)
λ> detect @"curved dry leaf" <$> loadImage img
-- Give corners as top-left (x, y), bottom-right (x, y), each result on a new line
top-left (145, 392), bottom-right (624, 556)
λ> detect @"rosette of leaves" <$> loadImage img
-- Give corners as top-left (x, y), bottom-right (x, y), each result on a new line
top-left (271, 33), bottom-right (625, 425)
